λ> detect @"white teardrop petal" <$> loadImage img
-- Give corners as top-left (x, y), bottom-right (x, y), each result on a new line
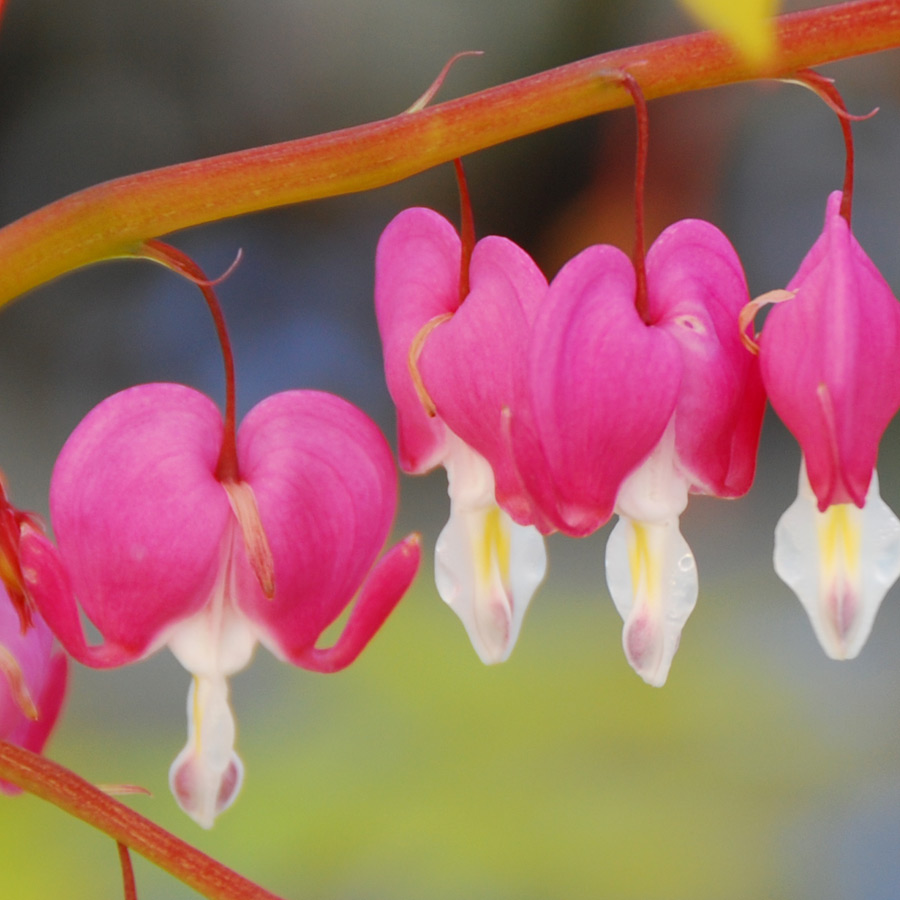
top-left (605, 515), bottom-right (698, 687)
top-left (435, 437), bottom-right (546, 664)
top-left (775, 462), bottom-right (900, 659)
top-left (169, 675), bottom-right (244, 828)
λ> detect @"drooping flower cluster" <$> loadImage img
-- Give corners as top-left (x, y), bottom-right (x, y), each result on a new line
top-left (376, 204), bottom-right (765, 685)
top-left (6, 67), bottom-right (900, 839)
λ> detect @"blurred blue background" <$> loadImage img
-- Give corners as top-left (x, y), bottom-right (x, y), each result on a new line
top-left (2, 1), bottom-right (900, 897)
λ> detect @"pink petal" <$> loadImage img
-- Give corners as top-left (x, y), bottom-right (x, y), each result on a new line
top-left (419, 235), bottom-right (549, 525)
top-left (516, 244), bottom-right (682, 535)
top-left (0, 590), bottom-right (67, 793)
top-left (49, 384), bottom-right (232, 658)
top-left (233, 391), bottom-right (405, 657)
top-left (374, 207), bottom-right (459, 473)
top-left (760, 191), bottom-right (900, 509)
top-left (646, 219), bottom-right (765, 497)
top-left (290, 533), bottom-right (421, 673)
top-left (20, 525), bottom-right (137, 667)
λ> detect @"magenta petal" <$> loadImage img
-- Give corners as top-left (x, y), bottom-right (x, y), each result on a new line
top-left (419, 235), bottom-right (549, 524)
top-left (0, 588), bottom-right (68, 793)
top-left (760, 191), bottom-right (900, 508)
top-left (646, 219), bottom-right (764, 497)
top-left (519, 244), bottom-right (682, 535)
top-left (20, 525), bottom-right (138, 667)
top-left (291, 533), bottom-right (421, 673)
top-left (375, 207), bottom-right (460, 473)
top-left (50, 384), bottom-right (231, 658)
top-left (7, 648), bottom-right (67, 758)
top-left (233, 391), bottom-right (401, 657)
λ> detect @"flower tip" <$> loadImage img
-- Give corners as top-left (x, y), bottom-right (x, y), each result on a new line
top-left (169, 748), bottom-right (244, 829)
top-left (401, 531), bottom-right (424, 556)
top-left (775, 465), bottom-right (900, 661)
top-left (621, 608), bottom-right (679, 687)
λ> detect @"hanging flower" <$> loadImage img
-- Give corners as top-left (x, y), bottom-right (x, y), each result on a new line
top-left (757, 190), bottom-right (900, 659)
top-left (375, 206), bottom-right (549, 664)
top-left (22, 385), bottom-right (420, 827)
top-left (515, 219), bottom-right (765, 685)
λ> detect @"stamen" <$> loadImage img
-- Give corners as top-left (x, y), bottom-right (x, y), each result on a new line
top-left (0, 644), bottom-right (38, 720)
top-left (738, 289), bottom-right (795, 354)
top-left (222, 480), bottom-right (275, 599)
top-left (407, 313), bottom-right (453, 417)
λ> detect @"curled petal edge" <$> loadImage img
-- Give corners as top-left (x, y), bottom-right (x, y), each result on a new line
top-left (285, 534), bottom-right (422, 673)
top-left (19, 525), bottom-right (142, 669)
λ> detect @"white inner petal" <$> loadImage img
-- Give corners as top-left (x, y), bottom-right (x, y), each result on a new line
top-left (774, 460), bottom-right (900, 660)
top-left (606, 515), bottom-right (697, 688)
top-left (435, 434), bottom-right (547, 664)
top-left (605, 420), bottom-right (696, 687)
top-left (166, 520), bottom-right (258, 827)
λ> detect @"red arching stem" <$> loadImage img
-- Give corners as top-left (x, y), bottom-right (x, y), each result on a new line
top-left (791, 69), bottom-right (856, 222)
top-left (617, 72), bottom-right (650, 322)
top-left (453, 158), bottom-right (475, 303)
top-left (139, 240), bottom-right (240, 482)
top-left (0, 1), bottom-right (898, 308)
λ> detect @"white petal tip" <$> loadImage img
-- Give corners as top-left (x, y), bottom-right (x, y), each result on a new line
top-left (170, 675), bottom-right (243, 827)
top-left (622, 608), bottom-right (680, 687)
top-left (471, 595), bottom-right (513, 665)
top-left (435, 463), bottom-right (547, 665)
top-left (775, 465), bottom-right (900, 661)
top-left (169, 747), bottom-right (244, 829)
top-left (606, 516), bottom-right (698, 688)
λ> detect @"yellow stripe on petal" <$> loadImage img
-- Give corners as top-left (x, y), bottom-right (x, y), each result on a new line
top-left (606, 516), bottom-right (698, 688)
top-left (774, 462), bottom-right (900, 661)
top-left (478, 506), bottom-right (511, 591)
top-left (819, 504), bottom-right (861, 582)
top-left (627, 522), bottom-right (661, 608)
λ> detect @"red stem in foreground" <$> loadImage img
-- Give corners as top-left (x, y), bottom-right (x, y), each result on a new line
top-left (0, 742), bottom-right (286, 900)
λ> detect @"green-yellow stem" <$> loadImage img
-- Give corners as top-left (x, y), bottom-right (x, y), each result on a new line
top-left (0, 0), bottom-right (897, 307)
top-left (0, 742), bottom-right (286, 900)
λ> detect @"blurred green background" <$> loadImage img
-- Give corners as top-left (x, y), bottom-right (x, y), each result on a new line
top-left (2, 1), bottom-right (900, 898)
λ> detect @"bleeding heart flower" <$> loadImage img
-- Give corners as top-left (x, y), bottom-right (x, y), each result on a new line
top-left (516, 219), bottom-right (764, 685)
top-left (375, 207), bottom-right (549, 664)
top-left (758, 190), bottom-right (900, 659)
top-left (23, 384), bottom-right (420, 826)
